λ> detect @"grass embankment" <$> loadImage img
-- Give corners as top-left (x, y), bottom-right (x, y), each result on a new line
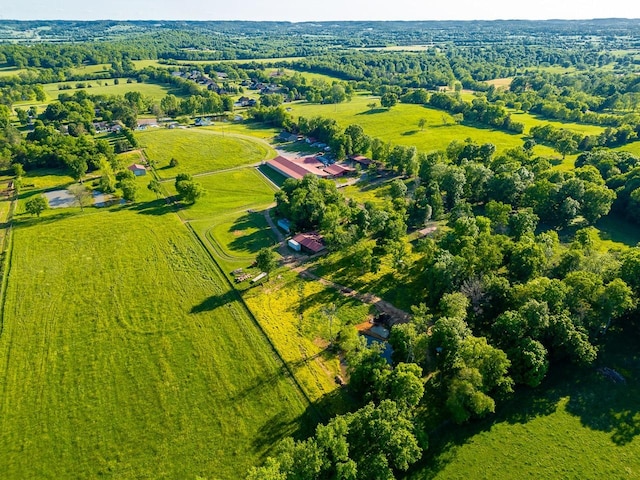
top-left (409, 330), bottom-right (640, 479)
top-left (0, 202), bottom-right (310, 479)
top-left (137, 128), bottom-right (276, 178)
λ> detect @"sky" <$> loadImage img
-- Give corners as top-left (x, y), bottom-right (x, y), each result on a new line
top-left (2, 0), bottom-right (640, 22)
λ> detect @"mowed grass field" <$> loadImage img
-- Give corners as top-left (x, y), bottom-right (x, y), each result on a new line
top-left (166, 168), bottom-right (277, 221)
top-left (12, 79), bottom-right (181, 111)
top-left (0, 207), bottom-right (310, 479)
top-left (138, 129), bottom-right (276, 178)
top-left (288, 94), bottom-right (558, 157)
top-left (410, 330), bottom-right (640, 479)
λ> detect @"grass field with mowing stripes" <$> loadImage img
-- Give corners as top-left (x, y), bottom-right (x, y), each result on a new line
top-left (0, 206), bottom-right (310, 479)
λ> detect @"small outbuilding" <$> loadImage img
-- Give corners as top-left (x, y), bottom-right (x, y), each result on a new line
top-left (287, 238), bottom-right (301, 251)
top-left (290, 232), bottom-right (326, 254)
top-left (277, 218), bottom-right (292, 233)
top-left (128, 164), bottom-right (147, 176)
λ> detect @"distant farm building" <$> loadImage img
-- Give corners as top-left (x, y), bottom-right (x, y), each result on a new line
top-left (324, 163), bottom-right (354, 177)
top-left (278, 131), bottom-right (299, 142)
top-left (289, 232), bottom-right (326, 254)
top-left (265, 155), bottom-right (354, 181)
top-left (350, 155), bottom-right (373, 167)
top-left (137, 118), bottom-right (159, 129)
top-left (194, 117), bottom-right (212, 127)
top-left (128, 164), bottom-right (147, 176)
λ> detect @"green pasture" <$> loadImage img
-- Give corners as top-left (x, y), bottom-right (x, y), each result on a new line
top-left (115, 149), bottom-right (146, 167)
top-left (411, 330), bottom-right (640, 479)
top-left (616, 139), bottom-right (640, 157)
top-left (288, 94), bottom-right (557, 157)
top-left (189, 209), bottom-right (278, 274)
top-left (138, 128), bottom-right (276, 178)
top-left (70, 63), bottom-right (112, 76)
top-left (485, 77), bottom-right (513, 89)
top-left (0, 199), bottom-right (310, 479)
top-left (340, 176), bottom-right (394, 208)
top-left (132, 60), bottom-right (167, 69)
top-left (267, 67), bottom-right (346, 85)
top-left (19, 168), bottom-right (76, 191)
top-left (13, 79), bottom-right (180, 110)
top-left (507, 110), bottom-right (605, 136)
top-left (202, 123), bottom-right (280, 142)
top-left (595, 215), bottom-right (640, 249)
top-left (0, 65), bottom-right (27, 77)
top-left (167, 168), bottom-right (277, 221)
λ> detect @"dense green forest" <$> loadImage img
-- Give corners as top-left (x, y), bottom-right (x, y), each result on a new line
top-left (1, 18), bottom-right (640, 480)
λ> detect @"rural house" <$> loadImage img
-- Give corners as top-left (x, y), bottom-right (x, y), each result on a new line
top-left (128, 164), bottom-right (147, 176)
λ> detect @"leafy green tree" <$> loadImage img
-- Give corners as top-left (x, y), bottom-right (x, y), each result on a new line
top-left (380, 92), bottom-right (398, 108)
top-left (147, 179), bottom-right (162, 198)
top-left (67, 156), bottom-right (88, 183)
top-left (446, 367), bottom-right (496, 423)
top-left (619, 248), bottom-right (640, 294)
top-left (120, 179), bottom-right (138, 202)
top-left (485, 200), bottom-right (511, 234)
top-left (12, 163), bottom-right (25, 178)
top-left (509, 208), bottom-right (538, 240)
top-left (418, 118), bottom-right (426, 131)
top-left (98, 157), bottom-right (116, 193)
top-left (389, 179), bottom-right (408, 199)
top-left (598, 278), bottom-right (635, 331)
top-left (25, 195), bottom-right (48, 217)
top-left (174, 173), bottom-right (204, 204)
top-left (508, 338), bottom-right (549, 387)
top-left (549, 313), bottom-right (597, 365)
top-left (256, 247), bottom-right (277, 275)
top-left (581, 184), bottom-right (616, 224)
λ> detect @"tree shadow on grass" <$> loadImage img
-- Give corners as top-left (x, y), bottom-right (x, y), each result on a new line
top-left (190, 290), bottom-right (239, 314)
top-left (564, 329), bottom-right (640, 445)
top-left (402, 130), bottom-right (419, 136)
top-left (408, 375), bottom-right (563, 479)
top-left (356, 108), bottom-right (387, 115)
top-left (126, 198), bottom-right (176, 216)
top-left (226, 211), bottom-right (277, 255)
top-left (251, 373), bottom-right (356, 456)
top-left (12, 210), bottom-right (77, 228)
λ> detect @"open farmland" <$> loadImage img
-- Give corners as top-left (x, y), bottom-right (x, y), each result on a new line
top-left (0, 206), bottom-right (310, 479)
top-left (138, 129), bottom-right (276, 178)
top-left (166, 167), bottom-right (277, 220)
top-left (288, 94), bottom-right (558, 157)
top-left (12, 79), bottom-right (181, 111)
